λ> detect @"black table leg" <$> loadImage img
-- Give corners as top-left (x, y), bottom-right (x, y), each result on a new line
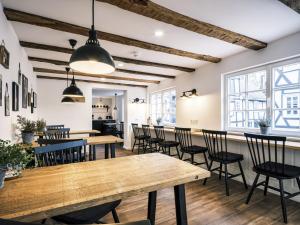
top-left (174, 184), bottom-right (188, 225)
top-left (110, 143), bottom-right (116, 158)
top-left (93, 145), bottom-right (96, 160)
top-left (147, 191), bottom-right (157, 225)
top-left (105, 144), bottom-right (109, 159)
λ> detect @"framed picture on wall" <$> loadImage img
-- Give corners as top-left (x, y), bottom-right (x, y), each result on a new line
top-left (22, 74), bottom-right (28, 108)
top-left (28, 92), bottom-right (31, 107)
top-left (0, 41), bottom-right (9, 69)
top-left (33, 91), bottom-right (37, 108)
top-left (0, 74), bottom-right (2, 106)
top-left (4, 83), bottom-right (9, 116)
top-left (18, 63), bottom-right (22, 85)
top-left (12, 82), bottom-right (19, 111)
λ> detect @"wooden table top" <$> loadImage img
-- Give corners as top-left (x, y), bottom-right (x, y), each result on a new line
top-left (0, 153), bottom-right (210, 222)
top-left (84, 135), bottom-right (123, 145)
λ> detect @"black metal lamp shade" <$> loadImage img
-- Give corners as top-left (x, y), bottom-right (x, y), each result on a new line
top-left (62, 77), bottom-right (84, 97)
top-left (61, 96), bottom-right (75, 104)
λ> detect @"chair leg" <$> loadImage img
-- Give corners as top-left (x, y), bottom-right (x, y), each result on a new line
top-left (168, 146), bottom-right (171, 156)
top-left (180, 151), bottom-right (184, 160)
top-left (132, 139), bottom-right (136, 152)
top-left (246, 173), bottom-right (260, 204)
top-left (175, 146), bottom-right (180, 158)
top-left (191, 154), bottom-right (194, 164)
top-left (203, 152), bottom-right (209, 169)
top-left (296, 177), bottom-right (300, 190)
top-left (238, 161), bottom-right (248, 190)
top-left (224, 164), bottom-right (229, 196)
top-left (111, 208), bottom-right (120, 223)
top-left (203, 160), bottom-right (213, 185)
top-left (264, 176), bottom-right (269, 196)
top-left (279, 179), bottom-right (288, 224)
top-left (219, 163), bottom-right (222, 180)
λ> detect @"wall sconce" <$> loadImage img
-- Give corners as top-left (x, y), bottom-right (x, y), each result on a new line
top-left (132, 98), bottom-right (146, 103)
top-left (180, 89), bottom-right (198, 98)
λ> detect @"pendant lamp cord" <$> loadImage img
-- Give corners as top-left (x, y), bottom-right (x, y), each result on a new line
top-left (67, 69), bottom-right (69, 86)
top-left (92, 0), bottom-right (95, 29)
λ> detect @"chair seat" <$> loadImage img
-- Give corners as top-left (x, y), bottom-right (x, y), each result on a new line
top-left (209, 151), bottom-right (243, 163)
top-left (135, 135), bottom-right (147, 140)
top-left (254, 161), bottom-right (300, 179)
top-left (146, 137), bottom-right (162, 143)
top-left (53, 200), bottom-right (121, 224)
top-left (107, 220), bottom-right (151, 225)
top-left (181, 145), bottom-right (207, 154)
top-left (159, 140), bottom-right (179, 147)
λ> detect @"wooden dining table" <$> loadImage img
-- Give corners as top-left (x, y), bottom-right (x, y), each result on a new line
top-left (35, 129), bottom-right (100, 137)
top-left (0, 153), bottom-right (210, 225)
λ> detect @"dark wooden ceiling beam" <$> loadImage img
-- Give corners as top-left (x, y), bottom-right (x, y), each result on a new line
top-left (33, 67), bottom-right (160, 84)
top-left (97, 0), bottom-right (267, 50)
top-left (20, 41), bottom-right (195, 72)
top-left (4, 8), bottom-right (221, 62)
top-left (279, 0), bottom-right (300, 13)
top-left (28, 56), bottom-right (175, 79)
top-left (37, 75), bottom-right (147, 88)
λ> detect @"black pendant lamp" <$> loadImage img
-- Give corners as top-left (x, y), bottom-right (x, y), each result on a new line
top-left (113, 93), bottom-right (118, 110)
top-left (62, 67), bottom-right (84, 97)
top-left (61, 96), bottom-right (75, 104)
top-left (69, 0), bottom-right (115, 74)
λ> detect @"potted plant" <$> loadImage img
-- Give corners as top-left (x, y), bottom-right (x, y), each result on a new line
top-left (156, 117), bottom-right (162, 125)
top-left (36, 118), bottom-right (47, 133)
top-left (255, 118), bottom-right (271, 135)
top-left (17, 115), bottom-right (36, 144)
top-left (0, 140), bottom-right (32, 189)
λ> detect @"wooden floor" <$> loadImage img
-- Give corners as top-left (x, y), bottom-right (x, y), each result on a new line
top-left (97, 146), bottom-right (300, 225)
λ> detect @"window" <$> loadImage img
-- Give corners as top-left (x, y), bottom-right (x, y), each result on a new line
top-left (150, 88), bottom-right (176, 125)
top-left (224, 57), bottom-right (300, 135)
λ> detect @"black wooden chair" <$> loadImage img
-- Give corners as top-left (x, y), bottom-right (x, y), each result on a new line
top-left (115, 121), bottom-right (124, 138)
top-left (46, 124), bottom-right (65, 130)
top-left (34, 140), bottom-right (121, 224)
top-left (0, 218), bottom-right (151, 225)
top-left (142, 125), bottom-right (161, 152)
top-left (244, 133), bottom-right (300, 223)
top-left (131, 123), bottom-right (147, 154)
top-left (154, 126), bottom-right (180, 157)
top-left (44, 128), bottom-right (70, 139)
top-left (175, 127), bottom-right (209, 167)
top-left (202, 129), bottom-right (248, 196)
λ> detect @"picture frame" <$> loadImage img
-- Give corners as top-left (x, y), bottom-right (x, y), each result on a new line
top-left (0, 41), bottom-right (9, 69)
top-left (12, 82), bottom-right (19, 111)
top-left (22, 74), bottom-right (28, 108)
top-left (0, 74), bottom-right (2, 107)
top-left (28, 92), bottom-right (31, 107)
top-left (4, 83), bottom-right (9, 116)
top-left (33, 91), bottom-right (37, 108)
top-left (18, 63), bottom-right (22, 85)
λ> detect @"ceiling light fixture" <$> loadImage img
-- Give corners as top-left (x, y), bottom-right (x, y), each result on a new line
top-left (117, 63), bottom-right (124, 67)
top-left (61, 96), bottom-right (75, 104)
top-left (180, 89), bottom-right (198, 98)
top-left (113, 93), bottom-right (118, 110)
top-left (69, 0), bottom-right (115, 74)
top-left (132, 98), bottom-right (146, 104)
top-left (154, 30), bottom-right (164, 37)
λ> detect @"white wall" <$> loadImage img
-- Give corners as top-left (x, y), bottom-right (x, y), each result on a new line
top-left (0, 3), bottom-right (37, 141)
top-left (37, 78), bottom-right (147, 148)
top-left (148, 31), bottom-right (300, 130)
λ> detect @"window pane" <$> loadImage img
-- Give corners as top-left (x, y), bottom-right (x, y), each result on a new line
top-left (247, 71), bottom-right (266, 91)
top-left (229, 94), bottom-right (246, 111)
top-left (273, 63), bottom-right (300, 88)
top-left (247, 111), bottom-right (266, 128)
top-left (228, 75), bottom-right (246, 94)
top-left (247, 91), bottom-right (266, 110)
top-left (273, 110), bottom-right (300, 130)
top-left (228, 111), bottom-right (245, 128)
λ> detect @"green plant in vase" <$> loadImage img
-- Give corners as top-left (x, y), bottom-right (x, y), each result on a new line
top-left (255, 118), bottom-right (271, 135)
top-left (36, 118), bottom-right (47, 132)
top-left (156, 117), bottom-right (162, 125)
top-left (17, 115), bottom-right (36, 144)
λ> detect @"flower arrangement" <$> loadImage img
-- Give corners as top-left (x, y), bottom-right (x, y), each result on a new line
top-left (255, 118), bottom-right (271, 127)
top-left (17, 115), bottom-right (36, 133)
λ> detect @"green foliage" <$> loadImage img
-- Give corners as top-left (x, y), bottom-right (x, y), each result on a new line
top-left (255, 118), bottom-right (271, 127)
top-left (17, 115), bottom-right (36, 133)
top-left (0, 140), bottom-right (32, 168)
top-left (36, 119), bottom-right (46, 132)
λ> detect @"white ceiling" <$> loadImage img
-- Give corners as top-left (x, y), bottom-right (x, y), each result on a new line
top-left (92, 89), bottom-right (124, 97)
top-left (1, 0), bottom-right (300, 86)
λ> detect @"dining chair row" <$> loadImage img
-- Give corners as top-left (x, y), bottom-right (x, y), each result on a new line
top-left (131, 124), bottom-right (300, 223)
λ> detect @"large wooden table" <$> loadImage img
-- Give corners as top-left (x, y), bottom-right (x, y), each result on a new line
top-left (0, 153), bottom-right (210, 225)
top-left (35, 129), bottom-right (100, 137)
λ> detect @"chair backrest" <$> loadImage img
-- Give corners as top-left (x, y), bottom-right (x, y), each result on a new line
top-left (202, 129), bottom-right (228, 158)
top-left (119, 121), bottom-right (124, 132)
top-left (131, 123), bottom-right (141, 138)
top-left (44, 128), bottom-right (70, 139)
top-left (175, 127), bottom-right (193, 149)
top-left (34, 140), bottom-right (87, 167)
top-left (46, 124), bottom-right (65, 130)
top-left (0, 218), bottom-right (38, 225)
top-left (142, 124), bottom-right (151, 138)
top-left (37, 138), bottom-right (80, 146)
top-left (154, 125), bottom-right (165, 140)
top-left (244, 133), bottom-right (287, 172)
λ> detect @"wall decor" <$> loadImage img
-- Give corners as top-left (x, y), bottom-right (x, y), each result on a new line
top-left (0, 74), bottom-right (2, 106)
top-left (33, 92), bottom-right (37, 108)
top-left (12, 82), bottom-right (19, 111)
top-left (27, 92), bottom-right (31, 107)
top-left (4, 83), bottom-right (9, 116)
top-left (0, 41), bottom-right (9, 69)
top-left (18, 63), bottom-right (21, 84)
top-left (22, 74), bottom-right (28, 108)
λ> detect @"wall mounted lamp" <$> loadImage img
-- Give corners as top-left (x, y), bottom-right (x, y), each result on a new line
top-left (132, 98), bottom-right (146, 104)
top-left (180, 89), bottom-right (198, 98)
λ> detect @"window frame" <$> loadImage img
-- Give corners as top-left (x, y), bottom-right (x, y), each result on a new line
top-left (223, 57), bottom-right (300, 137)
top-left (150, 87), bottom-right (176, 126)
